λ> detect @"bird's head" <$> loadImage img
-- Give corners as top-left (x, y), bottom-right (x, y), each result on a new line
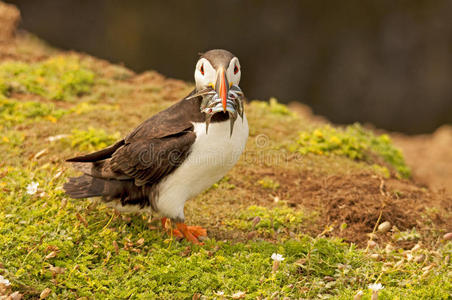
top-left (195, 49), bottom-right (241, 99)
top-left (191, 49), bottom-right (244, 135)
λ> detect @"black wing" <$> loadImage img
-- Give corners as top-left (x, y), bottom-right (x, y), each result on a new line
top-left (66, 140), bottom-right (125, 163)
top-left (110, 130), bottom-right (195, 186)
top-left (66, 91), bottom-right (203, 187)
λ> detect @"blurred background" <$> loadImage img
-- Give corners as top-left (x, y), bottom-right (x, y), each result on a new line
top-left (7, 0), bottom-right (452, 134)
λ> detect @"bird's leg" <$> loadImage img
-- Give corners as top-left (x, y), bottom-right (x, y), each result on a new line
top-left (161, 217), bottom-right (183, 237)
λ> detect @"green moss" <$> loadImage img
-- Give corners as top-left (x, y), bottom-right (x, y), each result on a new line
top-left (211, 176), bottom-right (236, 190)
top-left (69, 102), bottom-right (119, 115)
top-left (291, 124), bottom-right (411, 178)
top-left (0, 56), bottom-right (94, 101)
top-left (0, 98), bottom-right (68, 127)
top-left (0, 130), bottom-right (24, 148)
top-left (257, 177), bottom-right (280, 191)
top-left (0, 80), bottom-right (8, 95)
top-left (66, 127), bottom-right (120, 151)
top-left (392, 227), bottom-right (421, 242)
top-left (372, 164), bottom-right (391, 178)
top-left (250, 98), bottom-right (294, 116)
top-left (227, 205), bottom-right (310, 236)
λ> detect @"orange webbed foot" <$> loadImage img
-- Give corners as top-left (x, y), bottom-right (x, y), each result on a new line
top-left (160, 218), bottom-right (207, 244)
top-left (185, 225), bottom-right (207, 238)
top-left (176, 222), bottom-right (204, 245)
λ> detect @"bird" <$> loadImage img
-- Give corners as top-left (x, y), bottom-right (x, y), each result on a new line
top-left (63, 49), bottom-right (249, 244)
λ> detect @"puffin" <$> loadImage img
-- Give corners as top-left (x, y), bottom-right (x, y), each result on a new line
top-left (63, 49), bottom-right (249, 244)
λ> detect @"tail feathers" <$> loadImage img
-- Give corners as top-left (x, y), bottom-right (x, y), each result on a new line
top-left (63, 175), bottom-right (107, 199)
top-left (64, 175), bottom-right (153, 209)
top-left (71, 162), bottom-right (93, 175)
top-left (70, 161), bottom-right (130, 180)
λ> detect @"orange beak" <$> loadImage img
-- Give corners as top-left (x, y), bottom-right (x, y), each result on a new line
top-left (215, 68), bottom-right (229, 112)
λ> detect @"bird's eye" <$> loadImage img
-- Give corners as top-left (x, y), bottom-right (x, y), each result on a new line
top-left (234, 65), bottom-right (239, 74)
top-left (200, 64), bottom-right (204, 75)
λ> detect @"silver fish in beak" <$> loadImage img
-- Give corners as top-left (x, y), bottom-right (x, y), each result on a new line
top-left (188, 85), bottom-right (245, 136)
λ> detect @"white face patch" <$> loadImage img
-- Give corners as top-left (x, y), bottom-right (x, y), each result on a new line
top-left (195, 58), bottom-right (216, 90)
top-left (226, 57), bottom-right (241, 87)
top-left (194, 57), bottom-right (241, 90)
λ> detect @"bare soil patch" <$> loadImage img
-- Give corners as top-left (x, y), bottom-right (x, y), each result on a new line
top-left (242, 167), bottom-right (451, 247)
top-left (0, 1), bottom-right (20, 42)
top-left (393, 125), bottom-right (452, 196)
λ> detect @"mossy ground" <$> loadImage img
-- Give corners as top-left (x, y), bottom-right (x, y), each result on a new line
top-left (0, 35), bottom-right (451, 299)
top-left (290, 124), bottom-right (411, 178)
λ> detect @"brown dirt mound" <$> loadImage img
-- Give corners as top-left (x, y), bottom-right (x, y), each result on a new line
top-left (393, 125), bottom-right (452, 196)
top-left (244, 168), bottom-right (451, 247)
top-left (296, 173), bottom-right (450, 246)
top-left (0, 1), bottom-right (20, 42)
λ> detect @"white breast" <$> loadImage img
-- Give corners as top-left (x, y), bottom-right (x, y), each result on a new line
top-left (155, 114), bottom-right (249, 220)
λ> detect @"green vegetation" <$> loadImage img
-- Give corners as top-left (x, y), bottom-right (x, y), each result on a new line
top-left (227, 205), bottom-right (310, 236)
top-left (257, 177), bottom-right (280, 191)
top-left (65, 128), bottom-right (121, 152)
top-left (0, 130), bottom-right (24, 148)
top-left (291, 124), bottom-right (411, 178)
top-left (250, 97), bottom-right (294, 116)
top-left (69, 102), bottom-right (119, 115)
top-left (0, 98), bottom-right (67, 126)
top-left (0, 56), bottom-right (95, 101)
top-left (211, 176), bottom-right (236, 190)
top-left (0, 98), bottom-right (118, 129)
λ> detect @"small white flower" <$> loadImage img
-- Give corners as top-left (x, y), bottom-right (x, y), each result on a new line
top-left (0, 275), bottom-right (11, 286)
top-left (215, 291), bottom-right (224, 296)
top-left (26, 181), bottom-right (39, 195)
top-left (46, 134), bottom-right (68, 142)
top-left (271, 253), bottom-right (285, 262)
top-left (368, 283), bottom-right (384, 291)
top-left (231, 291), bottom-right (246, 299)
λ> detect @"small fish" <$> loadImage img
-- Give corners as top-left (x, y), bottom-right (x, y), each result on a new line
top-left (187, 88), bottom-right (216, 100)
top-left (197, 85), bottom-right (245, 135)
top-left (205, 113), bottom-right (213, 134)
top-left (229, 108), bottom-right (238, 136)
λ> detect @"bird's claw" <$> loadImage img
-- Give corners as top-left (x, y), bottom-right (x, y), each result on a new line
top-left (161, 218), bottom-right (207, 245)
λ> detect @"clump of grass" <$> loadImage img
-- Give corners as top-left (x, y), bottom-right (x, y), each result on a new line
top-left (392, 227), bottom-right (421, 242)
top-left (66, 127), bottom-right (120, 151)
top-left (0, 56), bottom-right (95, 101)
top-left (0, 98), bottom-right (68, 127)
top-left (257, 177), bottom-right (280, 191)
top-left (227, 205), bottom-right (310, 236)
top-left (290, 124), bottom-right (411, 178)
top-left (69, 102), bottom-right (119, 115)
top-left (0, 80), bottom-right (8, 95)
top-left (0, 130), bottom-right (24, 148)
top-left (210, 176), bottom-right (236, 190)
top-left (250, 98), bottom-right (294, 116)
